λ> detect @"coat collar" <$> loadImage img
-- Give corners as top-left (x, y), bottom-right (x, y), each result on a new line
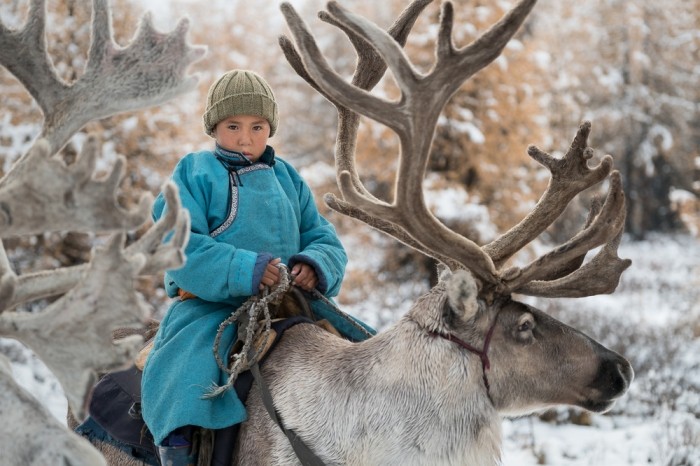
top-left (214, 144), bottom-right (276, 168)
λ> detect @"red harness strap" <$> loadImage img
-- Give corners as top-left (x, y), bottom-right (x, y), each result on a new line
top-left (429, 314), bottom-right (499, 402)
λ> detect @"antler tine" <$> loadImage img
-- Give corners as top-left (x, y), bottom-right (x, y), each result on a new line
top-left (281, 3), bottom-right (407, 135)
top-left (435, 2), bottom-right (454, 59)
top-left (0, 0), bottom-right (66, 114)
top-left (324, 2), bottom-right (421, 100)
top-left (514, 221), bottom-right (632, 298)
top-left (483, 121), bottom-right (614, 267)
top-left (0, 137), bottom-right (151, 238)
top-left (125, 182), bottom-right (191, 275)
top-left (281, 0), bottom-right (433, 98)
top-left (343, 0), bottom-right (434, 90)
top-left (437, 0), bottom-right (538, 93)
top-left (503, 171), bottom-right (627, 292)
top-left (521, 198), bottom-right (603, 283)
top-left (1, 181), bottom-right (188, 311)
top-left (0, 242), bottom-right (17, 308)
top-left (0, 0), bottom-right (206, 153)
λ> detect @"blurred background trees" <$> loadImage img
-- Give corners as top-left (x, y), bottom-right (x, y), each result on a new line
top-left (1, 0), bottom-right (697, 311)
top-left (531, 0), bottom-right (700, 240)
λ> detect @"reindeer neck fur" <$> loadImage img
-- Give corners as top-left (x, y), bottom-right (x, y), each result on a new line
top-left (259, 296), bottom-right (502, 465)
top-left (361, 315), bottom-right (503, 465)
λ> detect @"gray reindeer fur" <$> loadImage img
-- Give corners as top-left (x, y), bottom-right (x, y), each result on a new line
top-left (233, 270), bottom-right (631, 465)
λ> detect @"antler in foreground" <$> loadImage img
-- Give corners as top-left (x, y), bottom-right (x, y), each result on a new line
top-left (0, 0), bottom-right (203, 154)
top-left (0, 356), bottom-right (107, 466)
top-left (0, 184), bottom-right (189, 420)
top-left (0, 0), bottom-right (203, 462)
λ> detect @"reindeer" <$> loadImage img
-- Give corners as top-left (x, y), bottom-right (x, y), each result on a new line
top-left (0, 0), bottom-right (202, 463)
top-left (229, 0), bottom-right (634, 464)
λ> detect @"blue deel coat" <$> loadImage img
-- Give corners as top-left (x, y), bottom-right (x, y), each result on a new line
top-left (141, 145), bottom-right (374, 445)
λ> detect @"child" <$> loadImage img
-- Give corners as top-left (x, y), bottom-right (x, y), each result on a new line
top-left (141, 69), bottom-right (373, 465)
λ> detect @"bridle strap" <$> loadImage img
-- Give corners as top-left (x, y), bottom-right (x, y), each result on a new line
top-left (429, 315), bottom-right (499, 401)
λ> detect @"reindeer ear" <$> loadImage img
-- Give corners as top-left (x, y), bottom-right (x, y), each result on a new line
top-left (444, 269), bottom-right (480, 322)
top-left (436, 262), bottom-right (452, 282)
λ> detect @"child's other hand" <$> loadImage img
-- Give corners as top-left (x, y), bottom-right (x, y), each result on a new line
top-left (291, 263), bottom-right (318, 291)
top-left (259, 258), bottom-right (282, 290)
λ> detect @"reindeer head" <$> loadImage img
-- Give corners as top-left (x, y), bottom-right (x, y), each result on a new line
top-left (280, 0), bottom-right (633, 415)
top-left (409, 269), bottom-right (632, 415)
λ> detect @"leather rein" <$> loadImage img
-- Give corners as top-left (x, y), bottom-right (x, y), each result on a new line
top-left (429, 311), bottom-right (500, 403)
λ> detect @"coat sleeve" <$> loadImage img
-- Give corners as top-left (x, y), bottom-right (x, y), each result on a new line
top-left (286, 166), bottom-right (348, 297)
top-left (154, 156), bottom-right (259, 302)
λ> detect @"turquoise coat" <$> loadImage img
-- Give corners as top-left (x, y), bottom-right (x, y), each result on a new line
top-left (141, 145), bottom-right (373, 445)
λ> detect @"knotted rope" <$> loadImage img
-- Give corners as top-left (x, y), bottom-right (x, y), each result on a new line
top-left (204, 265), bottom-right (291, 399)
top-left (204, 264), bottom-right (373, 398)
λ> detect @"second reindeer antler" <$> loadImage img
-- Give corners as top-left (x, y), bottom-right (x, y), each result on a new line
top-left (0, 0), bottom-right (202, 433)
top-left (0, 0), bottom-right (204, 154)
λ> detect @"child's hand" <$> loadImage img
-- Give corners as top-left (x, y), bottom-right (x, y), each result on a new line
top-left (291, 263), bottom-right (318, 291)
top-left (259, 258), bottom-right (282, 290)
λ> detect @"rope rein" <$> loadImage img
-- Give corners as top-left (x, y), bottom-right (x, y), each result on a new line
top-left (204, 266), bottom-right (290, 398)
top-left (204, 265), bottom-right (372, 398)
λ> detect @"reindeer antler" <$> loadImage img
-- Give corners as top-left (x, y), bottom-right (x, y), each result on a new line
top-left (283, 0), bottom-right (538, 286)
top-left (0, 0), bottom-right (205, 154)
top-left (280, 0), bottom-right (462, 268)
top-left (282, 0), bottom-right (631, 299)
top-left (0, 137), bottom-right (151, 237)
top-left (0, 182), bottom-right (189, 310)
top-left (0, 0), bottom-right (203, 437)
top-left (0, 230), bottom-right (170, 420)
top-left (0, 355), bottom-right (107, 465)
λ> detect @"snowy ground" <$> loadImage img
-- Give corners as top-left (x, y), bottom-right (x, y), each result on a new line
top-left (3, 233), bottom-right (699, 465)
top-left (343, 233), bottom-right (700, 466)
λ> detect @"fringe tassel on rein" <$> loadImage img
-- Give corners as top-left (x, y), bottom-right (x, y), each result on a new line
top-left (203, 265), bottom-right (291, 399)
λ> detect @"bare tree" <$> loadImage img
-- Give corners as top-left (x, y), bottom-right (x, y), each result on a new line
top-left (0, 0), bottom-right (203, 462)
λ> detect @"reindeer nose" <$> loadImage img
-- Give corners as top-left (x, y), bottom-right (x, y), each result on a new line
top-left (597, 355), bottom-right (634, 397)
top-left (617, 358), bottom-right (634, 390)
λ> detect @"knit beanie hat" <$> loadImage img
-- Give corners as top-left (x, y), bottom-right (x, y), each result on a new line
top-left (203, 69), bottom-right (279, 137)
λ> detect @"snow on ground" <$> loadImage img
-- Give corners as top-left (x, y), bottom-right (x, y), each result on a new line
top-left (2, 233), bottom-right (699, 465)
top-left (342, 233), bottom-right (700, 466)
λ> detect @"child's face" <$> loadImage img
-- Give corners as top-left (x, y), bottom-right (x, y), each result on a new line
top-left (213, 115), bottom-right (270, 162)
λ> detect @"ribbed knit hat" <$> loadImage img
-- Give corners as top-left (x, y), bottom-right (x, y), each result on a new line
top-left (203, 69), bottom-right (279, 137)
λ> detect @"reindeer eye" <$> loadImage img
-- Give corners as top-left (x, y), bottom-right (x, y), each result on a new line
top-left (517, 318), bottom-right (534, 333)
